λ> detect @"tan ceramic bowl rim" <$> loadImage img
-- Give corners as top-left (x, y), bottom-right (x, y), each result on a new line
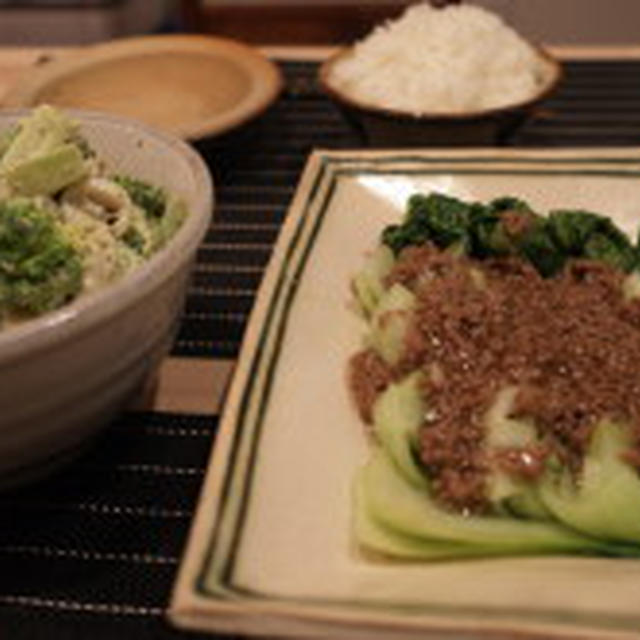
top-left (0, 108), bottom-right (213, 364)
top-left (3, 34), bottom-right (284, 140)
top-left (319, 44), bottom-right (563, 122)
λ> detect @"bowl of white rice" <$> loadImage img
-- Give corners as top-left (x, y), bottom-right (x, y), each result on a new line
top-left (319, 2), bottom-right (562, 146)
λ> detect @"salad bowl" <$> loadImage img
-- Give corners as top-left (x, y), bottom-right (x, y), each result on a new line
top-left (0, 109), bottom-right (213, 487)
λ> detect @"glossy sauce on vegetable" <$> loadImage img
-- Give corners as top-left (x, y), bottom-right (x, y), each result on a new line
top-left (350, 194), bottom-right (640, 515)
top-left (351, 248), bottom-right (640, 513)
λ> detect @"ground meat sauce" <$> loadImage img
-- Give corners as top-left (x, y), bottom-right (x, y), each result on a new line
top-left (349, 349), bottom-right (395, 424)
top-left (348, 244), bottom-right (640, 514)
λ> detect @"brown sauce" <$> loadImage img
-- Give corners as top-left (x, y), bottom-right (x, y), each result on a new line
top-left (349, 245), bottom-right (640, 513)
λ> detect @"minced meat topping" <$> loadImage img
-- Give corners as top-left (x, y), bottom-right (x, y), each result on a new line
top-left (349, 244), bottom-right (640, 513)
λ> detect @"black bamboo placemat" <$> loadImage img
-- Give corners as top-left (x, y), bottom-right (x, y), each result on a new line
top-left (174, 59), bottom-right (640, 361)
top-left (1, 59), bottom-right (639, 639)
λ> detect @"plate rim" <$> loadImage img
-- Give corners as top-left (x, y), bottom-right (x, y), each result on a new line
top-left (170, 147), bottom-right (640, 640)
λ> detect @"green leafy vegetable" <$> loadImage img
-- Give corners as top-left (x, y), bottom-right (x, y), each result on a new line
top-left (547, 210), bottom-right (604, 254)
top-left (487, 195), bottom-right (533, 214)
top-left (382, 193), bottom-right (474, 254)
top-left (113, 175), bottom-right (167, 219)
top-left (0, 199), bottom-right (82, 315)
top-left (381, 192), bottom-right (638, 276)
top-left (548, 209), bottom-right (637, 272)
top-left (121, 225), bottom-right (147, 254)
top-left (517, 218), bottom-right (565, 277)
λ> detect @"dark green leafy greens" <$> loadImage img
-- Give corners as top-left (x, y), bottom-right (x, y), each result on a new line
top-left (113, 175), bottom-right (187, 254)
top-left (548, 210), bottom-right (637, 272)
top-left (113, 175), bottom-right (167, 219)
top-left (382, 192), bottom-right (638, 276)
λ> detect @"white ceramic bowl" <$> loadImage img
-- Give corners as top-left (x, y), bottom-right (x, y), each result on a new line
top-left (0, 109), bottom-right (213, 487)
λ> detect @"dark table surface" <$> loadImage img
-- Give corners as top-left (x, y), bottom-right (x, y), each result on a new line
top-left (1, 58), bottom-right (640, 639)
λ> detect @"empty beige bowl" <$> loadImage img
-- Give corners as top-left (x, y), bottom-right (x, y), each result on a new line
top-left (0, 109), bottom-right (213, 487)
top-left (3, 35), bottom-right (284, 140)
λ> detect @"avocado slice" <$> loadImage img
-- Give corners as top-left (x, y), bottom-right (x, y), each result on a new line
top-left (4, 143), bottom-right (87, 196)
top-left (538, 420), bottom-right (640, 546)
top-left (0, 105), bottom-right (77, 170)
top-left (0, 106), bottom-right (89, 196)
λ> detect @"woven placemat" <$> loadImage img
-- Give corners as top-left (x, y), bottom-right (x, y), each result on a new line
top-left (0, 412), bottom-right (218, 637)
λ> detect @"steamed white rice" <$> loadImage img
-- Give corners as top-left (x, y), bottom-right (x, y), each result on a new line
top-left (327, 2), bottom-right (554, 115)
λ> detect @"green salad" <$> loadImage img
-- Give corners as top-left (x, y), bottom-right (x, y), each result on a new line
top-left (349, 192), bottom-right (640, 560)
top-left (0, 106), bottom-right (187, 328)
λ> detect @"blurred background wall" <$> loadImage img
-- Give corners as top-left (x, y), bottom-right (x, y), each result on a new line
top-left (0, 0), bottom-right (175, 45)
top-left (185, 0), bottom-right (640, 46)
top-left (1, 0), bottom-right (639, 46)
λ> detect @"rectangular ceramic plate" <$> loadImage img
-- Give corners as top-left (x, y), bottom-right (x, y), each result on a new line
top-left (170, 149), bottom-right (640, 640)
